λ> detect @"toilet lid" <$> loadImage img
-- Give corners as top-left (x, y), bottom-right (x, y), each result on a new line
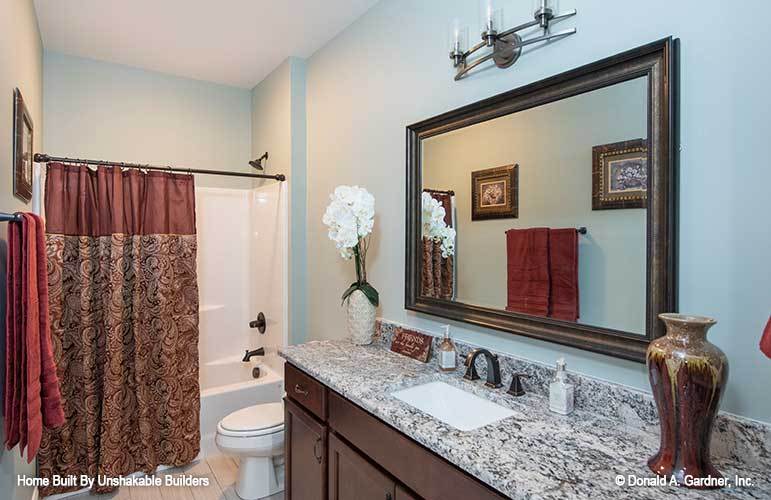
top-left (220, 402), bottom-right (284, 434)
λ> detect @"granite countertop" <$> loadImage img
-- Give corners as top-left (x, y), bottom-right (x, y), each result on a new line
top-left (280, 340), bottom-right (770, 500)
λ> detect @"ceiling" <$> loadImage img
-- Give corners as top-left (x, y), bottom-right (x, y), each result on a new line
top-left (33, 0), bottom-right (378, 88)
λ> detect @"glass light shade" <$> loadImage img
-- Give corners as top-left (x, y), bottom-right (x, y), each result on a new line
top-left (532, 0), bottom-right (558, 16)
top-left (447, 19), bottom-right (469, 54)
top-left (478, 0), bottom-right (503, 36)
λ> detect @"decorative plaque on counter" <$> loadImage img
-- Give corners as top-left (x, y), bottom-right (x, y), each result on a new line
top-left (390, 327), bottom-right (432, 363)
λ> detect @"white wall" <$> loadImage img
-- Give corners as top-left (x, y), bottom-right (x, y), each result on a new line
top-left (43, 52), bottom-right (252, 189)
top-left (305, 0), bottom-right (771, 423)
top-left (423, 78), bottom-right (647, 333)
top-left (0, 0), bottom-right (43, 498)
top-left (251, 58), bottom-right (307, 344)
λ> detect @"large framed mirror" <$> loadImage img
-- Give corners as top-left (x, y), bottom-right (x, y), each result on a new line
top-left (405, 38), bottom-right (677, 362)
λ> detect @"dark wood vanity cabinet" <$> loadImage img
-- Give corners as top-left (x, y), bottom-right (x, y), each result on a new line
top-left (285, 397), bottom-right (327, 500)
top-left (286, 363), bottom-right (327, 420)
top-left (329, 433), bottom-right (396, 500)
top-left (284, 363), bottom-right (505, 500)
top-left (395, 486), bottom-right (419, 500)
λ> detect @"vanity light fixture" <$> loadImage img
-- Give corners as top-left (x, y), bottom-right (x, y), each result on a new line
top-left (449, 0), bottom-right (577, 81)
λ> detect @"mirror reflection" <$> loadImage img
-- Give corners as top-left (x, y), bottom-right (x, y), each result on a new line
top-left (421, 77), bottom-right (648, 335)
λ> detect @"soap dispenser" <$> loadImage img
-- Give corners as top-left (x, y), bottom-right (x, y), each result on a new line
top-left (549, 358), bottom-right (574, 415)
top-left (438, 325), bottom-right (457, 372)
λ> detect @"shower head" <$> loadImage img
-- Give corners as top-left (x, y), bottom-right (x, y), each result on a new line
top-left (249, 152), bottom-right (269, 171)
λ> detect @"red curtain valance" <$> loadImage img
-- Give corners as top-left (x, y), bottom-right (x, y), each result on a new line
top-left (45, 162), bottom-right (196, 236)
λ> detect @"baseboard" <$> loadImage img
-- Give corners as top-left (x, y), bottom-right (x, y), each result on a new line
top-left (40, 485), bottom-right (88, 500)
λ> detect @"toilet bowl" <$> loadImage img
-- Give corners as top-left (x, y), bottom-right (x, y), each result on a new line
top-left (215, 402), bottom-right (285, 500)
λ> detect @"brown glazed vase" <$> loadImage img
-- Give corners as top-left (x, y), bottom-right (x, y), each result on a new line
top-left (647, 313), bottom-right (728, 488)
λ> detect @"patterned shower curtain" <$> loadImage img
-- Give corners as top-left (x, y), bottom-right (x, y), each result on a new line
top-left (422, 238), bottom-right (454, 299)
top-left (38, 162), bottom-right (200, 496)
top-left (421, 189), bottom-right (455, 300)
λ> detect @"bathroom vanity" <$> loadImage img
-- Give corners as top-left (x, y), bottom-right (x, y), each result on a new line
top-left (280, 335), bottom-right (770, 500)
top-left (283, 361), bottom-right (503, 499)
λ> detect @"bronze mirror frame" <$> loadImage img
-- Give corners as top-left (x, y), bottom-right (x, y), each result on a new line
top-left (405, 38), bottom-right (678, 362)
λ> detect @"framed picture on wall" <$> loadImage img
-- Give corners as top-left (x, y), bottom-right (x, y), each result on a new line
top-left (13, 88), bottom-right (33, 203)
top-left (471, 164), bottom-right (518, 220)
top-left (592, 139), bottom-right (648, 210)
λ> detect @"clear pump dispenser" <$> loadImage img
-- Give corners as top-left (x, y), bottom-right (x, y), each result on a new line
top-left (549, 358), bottom-right (574, 415)
top-left (438, 325), bottom-right (457, 372)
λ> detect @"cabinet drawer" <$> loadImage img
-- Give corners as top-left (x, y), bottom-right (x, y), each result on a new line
top-left (328, 392), bottom-right (505, 500)
top-left (286, 363), bottom-right (327, 421)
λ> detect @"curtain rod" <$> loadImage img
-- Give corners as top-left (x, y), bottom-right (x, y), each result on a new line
top-left (423, 188), bottom-right (455, 196)
top-left (0, 212), bottom-right (23, 223)
top-left (33, 154), bottom-right (286, 181)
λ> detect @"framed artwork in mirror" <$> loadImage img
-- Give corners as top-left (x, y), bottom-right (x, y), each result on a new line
top-left (592, 139), bottom-right (648, 210)
top-left (13, 88), bottom-right (33, 203)
top-left (471, 164), bottom-right (518, 220)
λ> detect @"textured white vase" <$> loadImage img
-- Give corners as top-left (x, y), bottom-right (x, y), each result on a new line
top-left (347, 289), bottom-right (376, 345)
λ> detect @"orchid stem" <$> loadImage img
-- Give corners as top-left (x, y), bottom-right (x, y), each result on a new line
top-left (353, 244), bottom-right (363, 284)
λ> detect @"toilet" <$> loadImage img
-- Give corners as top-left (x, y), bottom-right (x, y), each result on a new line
top-left (215, 402), bottom-right (285, 499)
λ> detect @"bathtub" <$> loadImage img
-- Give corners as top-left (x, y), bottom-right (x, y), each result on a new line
top-left (199, 354), bottom-right (284, 457)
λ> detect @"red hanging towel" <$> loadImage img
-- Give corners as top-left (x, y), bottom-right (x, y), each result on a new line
top-left (21, 213), bottom-right (42, 460)
top-left (32, 214), bottom-right (64, 431)
top-left (4, 217), bottom-right (23, 449)
top-left (26, 214), bottom-right (65, 460)
top-left (505, 228), bottom-right (550, 317)
top-left (548, 228), bottom-right (579, 322)
top-left (3, 214), bottom-right (64, 461)
top-left (761, 316), bottom-right (771, 359)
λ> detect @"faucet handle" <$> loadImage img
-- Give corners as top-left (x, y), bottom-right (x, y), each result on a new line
top-left (463, 352), bottom-right (480, 381)
top-left (249, 312), bottom-right (267, 333)
top-left (507, 373), bottom-right (530, 397)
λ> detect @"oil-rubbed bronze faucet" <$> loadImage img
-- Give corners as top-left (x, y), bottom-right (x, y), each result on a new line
top-left (463, 349), bottom-right (502, 388)
top-left (242, 347), bottom-right (265, 362)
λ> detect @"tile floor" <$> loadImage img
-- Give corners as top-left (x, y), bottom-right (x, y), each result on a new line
top-left (65, 456), bottom-right (283, 500)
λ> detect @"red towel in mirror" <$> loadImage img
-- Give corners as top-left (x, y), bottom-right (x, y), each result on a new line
top-left (505, 228), bottom-right (550, 317)
top-left (549, 228), bottom-right (579, 321)
top-left (761, 316), bottom-right (771, 359)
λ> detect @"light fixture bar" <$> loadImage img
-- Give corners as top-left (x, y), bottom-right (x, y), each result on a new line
top-left (511, 27), bottom-right (577, 50)
top-left (498, 8), bottom-right (576, 38)
top-left (450, 4), bottom-right (577, 81)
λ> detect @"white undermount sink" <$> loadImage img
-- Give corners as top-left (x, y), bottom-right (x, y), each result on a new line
top-left (390, 381), bottom-right (515, 431)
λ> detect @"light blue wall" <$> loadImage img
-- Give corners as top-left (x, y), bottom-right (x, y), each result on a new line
top-left (0, 0), bottom-right (43, 498)
top-left (44, 52), bottom-right (253, 189)
top-left (250, 57), bottom-right (308, 345)
top-left (305, 0), bottom-right (771, 423)
top-left (289, 59), bottom-right (309, 345)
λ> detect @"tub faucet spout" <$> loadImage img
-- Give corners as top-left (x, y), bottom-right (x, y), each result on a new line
top-left (243, 347), bottom-right (265, 362)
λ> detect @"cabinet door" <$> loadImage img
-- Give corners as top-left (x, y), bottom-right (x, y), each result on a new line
top-left (328, 433), bottom-right (396, 500)
top-left (286, 398), bottom-right (327, 500)
top-left (395, 485), bottom-right (419, 500)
